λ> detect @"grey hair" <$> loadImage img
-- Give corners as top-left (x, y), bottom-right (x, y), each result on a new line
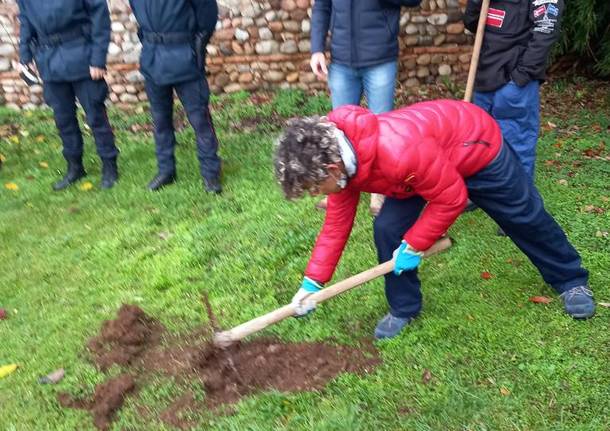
top-left (274, 116), bottom-right (342, 199)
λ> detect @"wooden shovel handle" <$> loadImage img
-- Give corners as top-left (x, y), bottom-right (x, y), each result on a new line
top-left (213, 237), bottom-right (452, 346)
top-left (464, 0), bottom-right (491, 103)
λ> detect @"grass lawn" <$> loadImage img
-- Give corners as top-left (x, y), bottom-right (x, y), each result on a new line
top-left (0, 81), bottom-right (609, 430)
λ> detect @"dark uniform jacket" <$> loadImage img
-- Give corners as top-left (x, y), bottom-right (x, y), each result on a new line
top-left (129, 0), bottom-right (218, 86)
top-left (17, 0), bottom-right (111, 83)
top-left (464, 0), bottom-right (564, 92)
top-left (311, 0), bottom-right (420, 68)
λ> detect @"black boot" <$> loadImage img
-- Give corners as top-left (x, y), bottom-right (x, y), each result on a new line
top-left (203, 177), bottom-right (222, 194)
top-left (101, 158), bottom-right (119, 189)
top-left (148, 172), bottom-right (176, 191)
top-left (53, 158), bottom-right (86, 191)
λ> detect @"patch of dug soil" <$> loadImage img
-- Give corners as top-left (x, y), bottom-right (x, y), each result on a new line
top-left (58, 374), bottom-right (136, 431)
top-left (194, 338), bottom-right (380, 407)
top-left (87, 304), bottom-right (164, 371)
top-left (60, 304), bottom-right (382, 430)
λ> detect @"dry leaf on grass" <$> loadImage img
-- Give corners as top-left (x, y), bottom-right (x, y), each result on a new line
top-left (422, 369), bottom-right (432, 385)
top-left (4, 182), bottom-right (19, 191)
top-left (529, 296), bottom-right (553, 304)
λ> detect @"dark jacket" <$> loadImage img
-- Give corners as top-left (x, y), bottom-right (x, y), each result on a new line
top-left (17, 0), bottom-right (110, 83)
top-left (464, 0), bottom-right (564, 92)
top-left (311, 0), bottom-right (420, 68)
top-left (129, 0), bottom-right (217, 86)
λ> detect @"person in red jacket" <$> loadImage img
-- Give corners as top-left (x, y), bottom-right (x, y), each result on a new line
top-left (274, 99), bottom-right (595, 339)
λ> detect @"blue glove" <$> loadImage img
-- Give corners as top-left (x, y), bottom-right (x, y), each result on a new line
top-left (393, 240), bottom-right (423, 275)
top-left (291, 277), bottom-right (322, 316)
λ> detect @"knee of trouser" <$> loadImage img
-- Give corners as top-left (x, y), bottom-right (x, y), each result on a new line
top-left (54, 111), bottom-right (79, 132)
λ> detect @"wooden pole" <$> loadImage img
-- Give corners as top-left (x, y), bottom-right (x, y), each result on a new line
top-left (464, 0), bottom-right (491, 102)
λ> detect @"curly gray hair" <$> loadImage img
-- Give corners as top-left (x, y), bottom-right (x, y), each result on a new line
top-left (274, 116), bottom-right (342, 199)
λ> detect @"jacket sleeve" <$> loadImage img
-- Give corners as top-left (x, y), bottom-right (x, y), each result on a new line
top-left (511, 0), bottom-right (564, 86)
top-left (17, 0), bottom-right (35, 64)
top-left (191, 0), bottom-right (218, 39)
top-left (463, 0), bottom-right (482, 34)
top-left (402, 138), bottom-right (468, 251)
top-left (84, 0), bottom-right (111, 68)
top-left (311, 0), bottom-right (331, 54)
top-left (304, 188), bottom-right (360, 284)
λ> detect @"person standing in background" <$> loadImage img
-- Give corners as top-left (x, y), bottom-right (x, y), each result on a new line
top-left (463, 0), bottom-right (565, 181)
top-left (17, 0), bottom-right (119, 190)
top-left (130, 0), bottom-right (222, 193)
top-left (309, 0), bottom-right (421, 216)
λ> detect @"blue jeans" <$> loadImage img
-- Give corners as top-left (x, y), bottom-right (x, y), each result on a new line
top-left (373, 143), bottom-right (588, 319)
top-left (474, 80), bottom-right (540, 180)
top-left (145, 77), bottom-right (221, 180)
top-left (328, 61), bottom-right (397, 113)
top-left (43, 79), bottom-right (117, 161)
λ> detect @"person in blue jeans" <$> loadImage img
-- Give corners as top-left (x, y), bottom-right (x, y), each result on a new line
top-left (463, 0), bottom-right (564, 229)
top-left (310, 0), bottom-right (421, 215)
top-left (464, 0), bottom-right (564, 181)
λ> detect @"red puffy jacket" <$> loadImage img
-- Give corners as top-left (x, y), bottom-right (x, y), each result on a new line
top-left (305, 99), bottom-right (503, 283)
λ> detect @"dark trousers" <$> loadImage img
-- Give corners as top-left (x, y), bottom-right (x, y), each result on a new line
top-left (144, 77), bottom-right (221, 180)
top-left (43, 79), bottom-right (117, 161)
top-left (373, 143), bottom-right (589, 319)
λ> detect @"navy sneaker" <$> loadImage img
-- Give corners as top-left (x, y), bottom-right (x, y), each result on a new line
top-left (560, 286), bottom-right (596, 319)
top-left (374, 313), bottom-right (412, 339)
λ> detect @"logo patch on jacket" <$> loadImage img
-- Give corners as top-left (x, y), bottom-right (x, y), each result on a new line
top-left (486, 8), bottom-right (506, 28)
top-left (546, 4), bottom-right (559, 16)
top-left (533, 5), bottom-right (546, 18)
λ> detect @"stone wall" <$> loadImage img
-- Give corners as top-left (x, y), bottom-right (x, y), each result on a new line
top-left (0, 0), bottom-right (472, 109)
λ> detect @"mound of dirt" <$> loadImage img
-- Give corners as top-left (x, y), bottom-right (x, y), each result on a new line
top-left (58, 374), bottom-right (135, 431)
top-left (87, 304), bottom-right (163, 371)
top-left (59, 304), bottom-right (381, 430)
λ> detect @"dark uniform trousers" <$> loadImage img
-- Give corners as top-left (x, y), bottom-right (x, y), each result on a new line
top-left (43, 79), bottom-right (117, 161)
top-left (374, 142), bottom-right (589, 319)
top-left (145, 77), bottom-right (220, 181)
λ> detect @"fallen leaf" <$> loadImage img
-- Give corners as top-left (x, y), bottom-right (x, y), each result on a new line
top-left (35, 135), bottom-right (45, 143)
top-left (583, 205), bottom-right (605, 214)
top-left (598, 302), bottom-right (610, 308)
top-left (39, 161), bottom-right (49, 169)
top-left (0, 364), bottom-right (18, 379)
top-left (422, 369), bottom-right (432, 385)
top-left (38, 368), bottom-right (65, 384)
top-left (79, 181), bottom-right (93, 191)
top-left (595, 231), bottom-right (609, 238)
top-left (558, 179), bottom-right (568, 186)
top-left (500, 387), bottom-right (511, 396)
top-left (481, 271), bottom-right (492, 280)
top-left (0, 153), bottom-right (5, 162)
top-left (529, 296), bottom-right (553, 304)
top-left (0, 308), bottom-right (6, 320)
top-left (4, 182), bottom-right (19, 191)
top-left (8, 135), bottom-right (19, 144)
top-left (601, 196), bottom-right (609, 203)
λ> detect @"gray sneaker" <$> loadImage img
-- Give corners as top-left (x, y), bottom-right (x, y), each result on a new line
top-left (374, 313), bottom-right (413, 339)
top-left (560, 286), bottom-right (596, 319)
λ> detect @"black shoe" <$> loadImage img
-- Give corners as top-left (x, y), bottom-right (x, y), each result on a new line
top-left (53, 159), bottom-right (86, 191)
top-left (203, 177), bottom-right (222, 194)
top-left (101, 158), bottom-right (119, 189)
top-left (148, 172), bottom-right (176, 191)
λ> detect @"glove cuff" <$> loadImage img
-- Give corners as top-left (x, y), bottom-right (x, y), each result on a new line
top-left (401, 240), bottom-right (423, 256)
top-left (302, 277), bottom-right (323, 293)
